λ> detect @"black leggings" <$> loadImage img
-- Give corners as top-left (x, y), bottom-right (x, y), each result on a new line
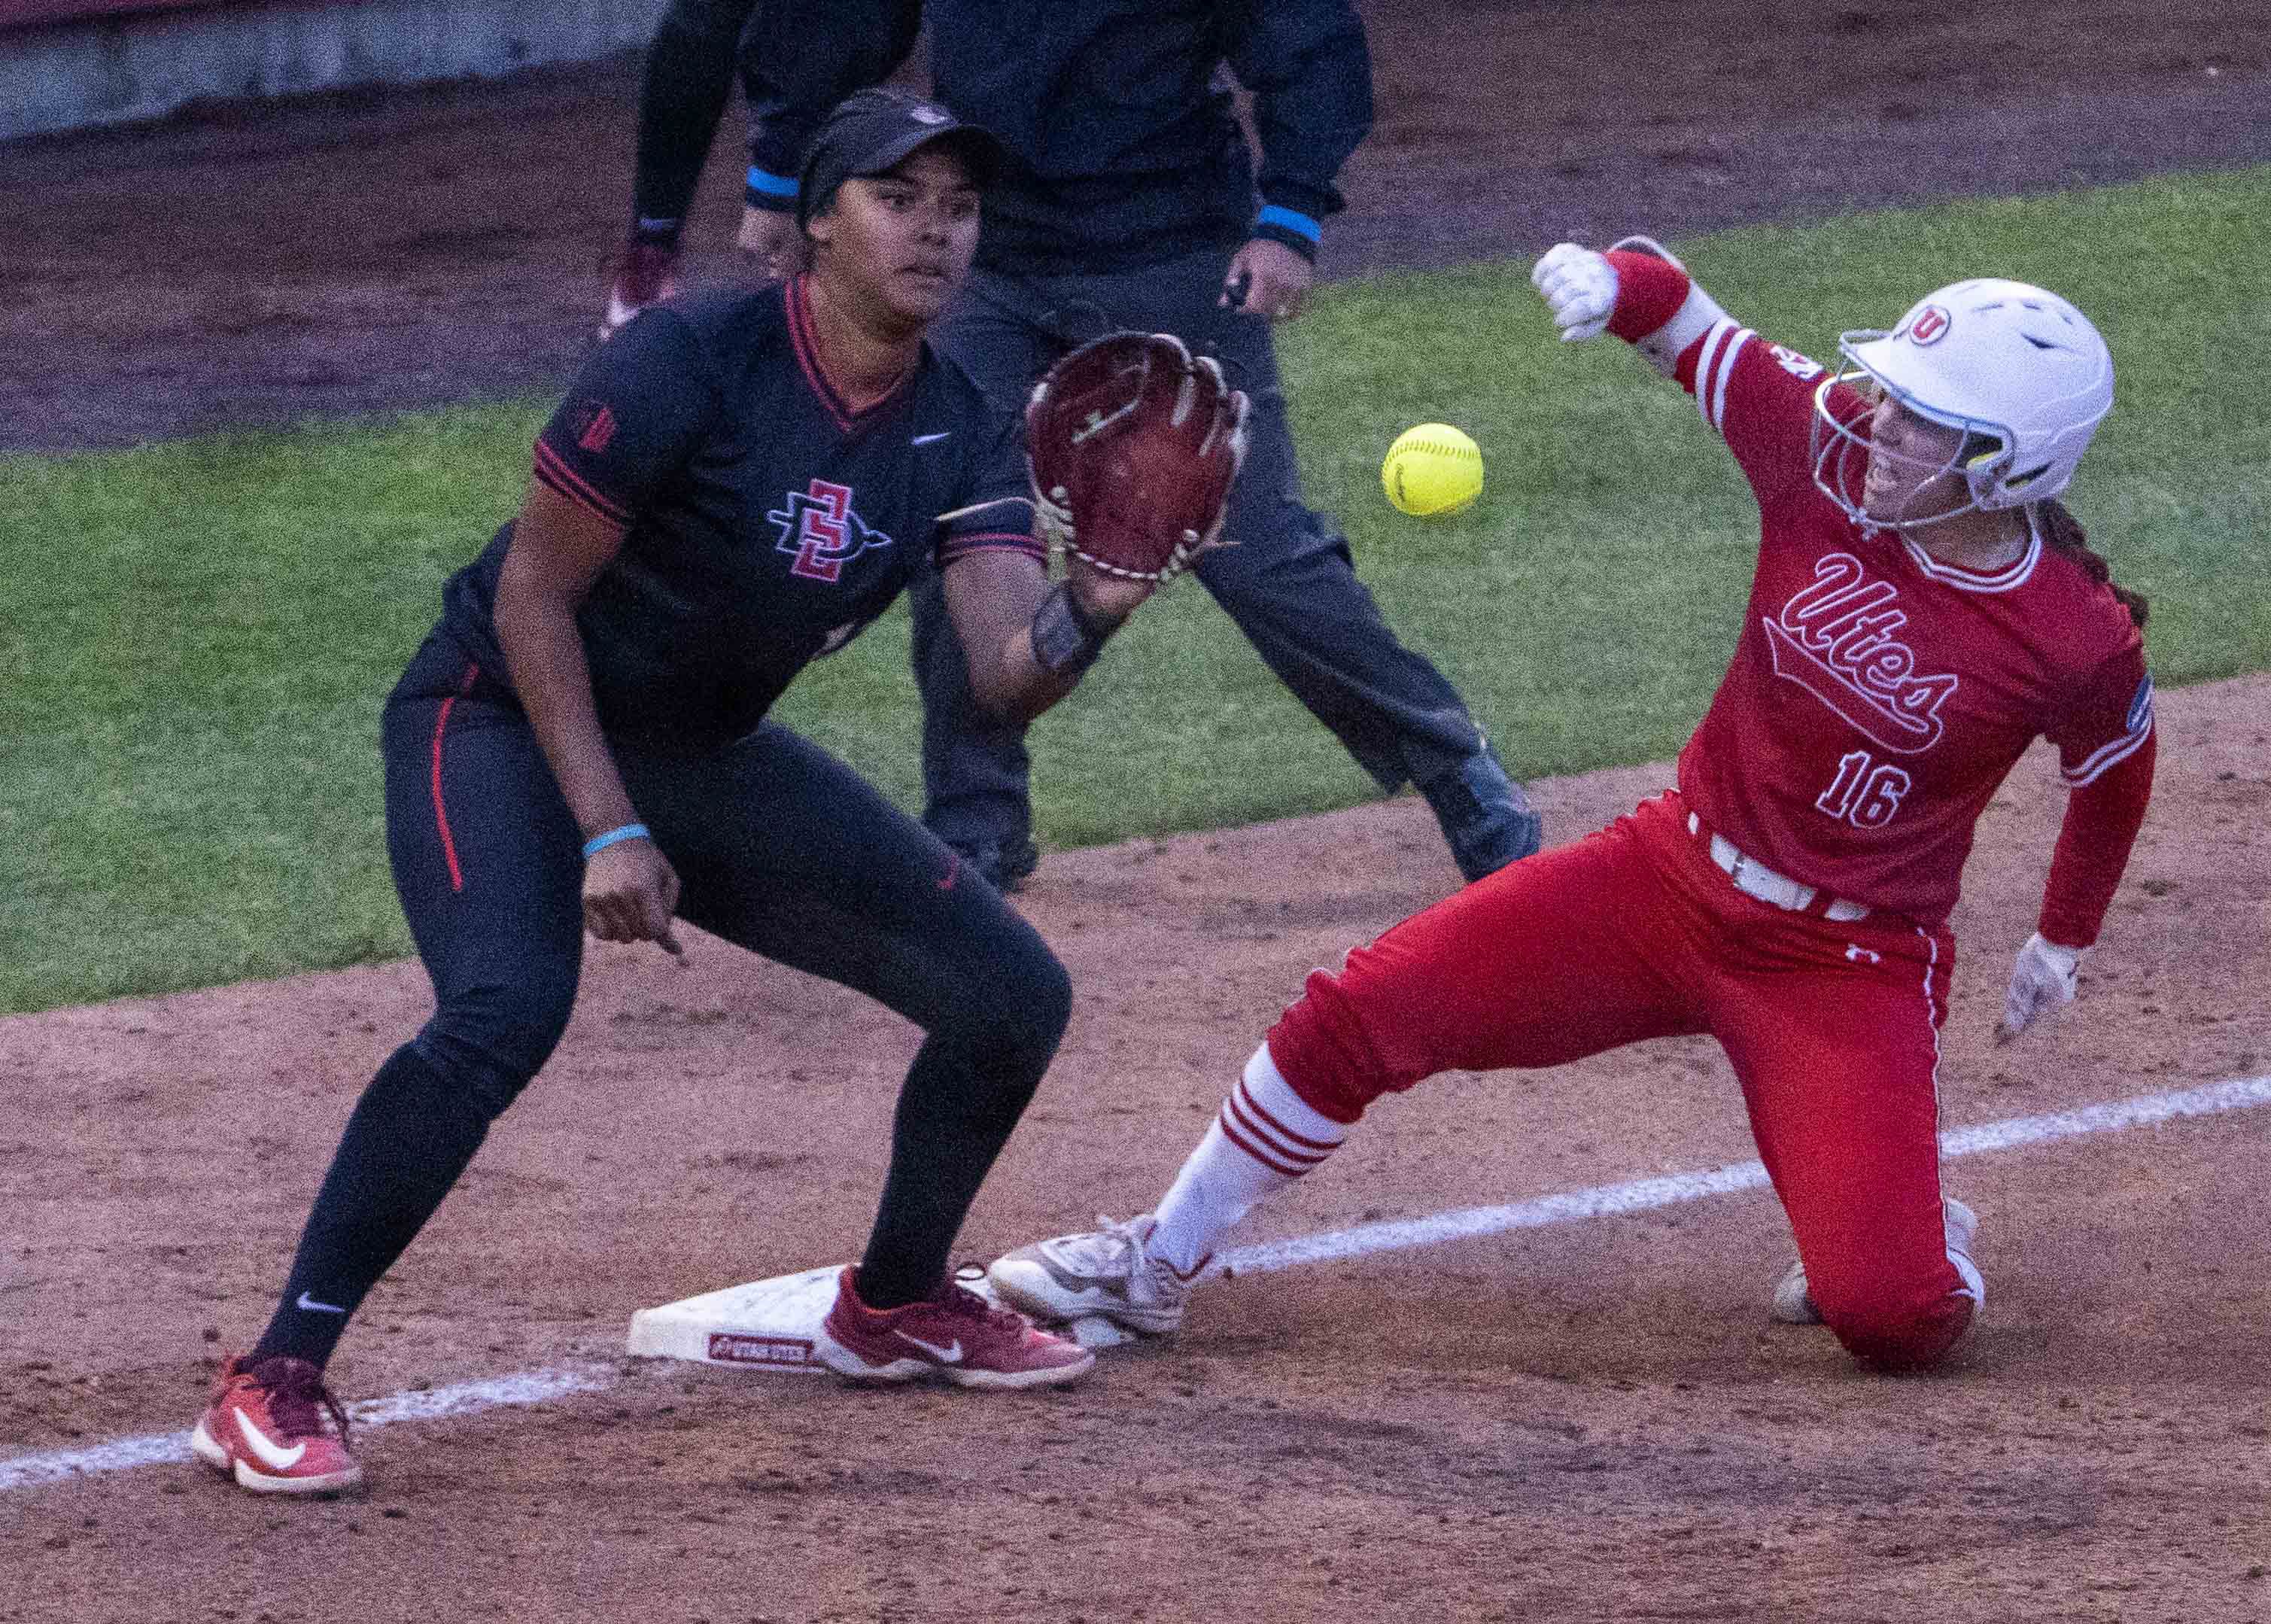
top-left (255, 632), bottom-right (1072, 1367)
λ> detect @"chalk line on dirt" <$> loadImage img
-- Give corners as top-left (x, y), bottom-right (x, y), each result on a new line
top-left (1224, 1072), bottom-right (2271, 1274)
top-left (0, 1364), bottom-right (617, 1493)
top-left (5, 1071), bottom-right (2265, 1496)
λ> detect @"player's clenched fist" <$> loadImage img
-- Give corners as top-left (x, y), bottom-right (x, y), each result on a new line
top-left (1530, 243), bottom-right (1618, 342)
top-left (737, 205), bottom-right (810, 283)
top-left (584, 835), bottom-right (683, 956)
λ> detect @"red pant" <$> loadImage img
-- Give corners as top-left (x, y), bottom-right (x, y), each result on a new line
top-left (1267, 790), bottom-right (1972, 1370)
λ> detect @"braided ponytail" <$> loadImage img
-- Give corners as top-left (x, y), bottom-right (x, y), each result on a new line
top-left (2037, 500), bottom-right (2148, 631)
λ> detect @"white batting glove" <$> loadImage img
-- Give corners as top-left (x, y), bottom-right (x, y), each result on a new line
top-left (1995, 932), bottom-right (2084, 1045)
top-left (1530, 243), bottom-right (1618, 342)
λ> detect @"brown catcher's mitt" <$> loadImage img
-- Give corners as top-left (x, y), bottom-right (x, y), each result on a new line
top-left (1025, 330), bottom-right (1249, 582)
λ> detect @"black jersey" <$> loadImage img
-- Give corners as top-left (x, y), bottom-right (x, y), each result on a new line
top-left (439, 278), bottom-right (1038, 750)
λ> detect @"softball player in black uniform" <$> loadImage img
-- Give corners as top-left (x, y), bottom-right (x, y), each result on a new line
top-left (193, 92), bottom-right (1155, 1497)
top-left (607, 0), bottom-right (1544, 894)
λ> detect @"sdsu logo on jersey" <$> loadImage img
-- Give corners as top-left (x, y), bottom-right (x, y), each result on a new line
top-left (768, 479), bottom-right (894, 583)
top-left (1763, 554), bottom-right (1959, 755)
top-left (570, 399), bottom-right (619, 453)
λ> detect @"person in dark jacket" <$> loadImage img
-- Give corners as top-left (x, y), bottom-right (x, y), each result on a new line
top-left (603, 0), bottom-right (1543, 892)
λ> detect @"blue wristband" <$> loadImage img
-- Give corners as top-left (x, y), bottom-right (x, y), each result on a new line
top-left (581, 823), bottom-right (651, 860)
top-left (1256, 204), bottom-right (1321, 244)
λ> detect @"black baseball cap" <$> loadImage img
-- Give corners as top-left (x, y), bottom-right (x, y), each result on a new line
top-left (795, 89), bottom-right (1002, 229)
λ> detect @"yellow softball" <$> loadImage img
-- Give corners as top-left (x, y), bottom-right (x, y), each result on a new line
top-left (1381, 423), bottom-right (1484, 517)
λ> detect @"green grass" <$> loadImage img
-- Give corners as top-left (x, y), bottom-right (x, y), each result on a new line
top-left (5, 167), bottom-right (2267, 1013)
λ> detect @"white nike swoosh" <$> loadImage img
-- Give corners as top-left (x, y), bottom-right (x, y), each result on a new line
top-left (233, 1407), bottom-right (308, 1472)
top-left (911, 432), bottom-right (951, 446)
top-left (896, 1331), bottom-right (964, 1363)
top-left (296, 1291), bottom-right (346, 1313)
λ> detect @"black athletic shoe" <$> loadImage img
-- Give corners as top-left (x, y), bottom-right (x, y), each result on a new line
top-left (1421, 750), bottom-right (1543, 883)
top-left (958, 838), bottom-right (1040, 893)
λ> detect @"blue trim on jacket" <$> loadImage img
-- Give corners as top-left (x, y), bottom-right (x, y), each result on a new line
top-left (737, 0), bottom-right (1370, 272)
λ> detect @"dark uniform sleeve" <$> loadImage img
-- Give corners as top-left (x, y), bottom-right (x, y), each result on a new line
top-left (1219, 0), bottom-right (1374, 260)
top-left (737, 0), bottom-right (924, 211)
top-left (532, 310), bottom-right (725, 526)
top-left (935, 400), bottom-right (1041, 572)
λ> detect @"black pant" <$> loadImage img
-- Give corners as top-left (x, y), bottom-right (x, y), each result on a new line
top-left (254, 631), bottom-right (1071, 1367)
top-left (626, 0), bottom-right (758, 234)
top-left (912, 248), bottom-right (1492, 858)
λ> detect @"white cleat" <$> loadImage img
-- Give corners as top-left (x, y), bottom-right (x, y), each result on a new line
top-left (1771, 1254), bottom-right (1824, 1325)
top-left (989, 1214), bottom-right (1201, 1336)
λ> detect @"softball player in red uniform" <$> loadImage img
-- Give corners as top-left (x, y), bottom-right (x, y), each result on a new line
top-left (990, 237), bottom-right (2156, 1374)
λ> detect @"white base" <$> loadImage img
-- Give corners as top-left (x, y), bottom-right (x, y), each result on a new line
top-left (626, 1264), bottom-right (1134, 1373)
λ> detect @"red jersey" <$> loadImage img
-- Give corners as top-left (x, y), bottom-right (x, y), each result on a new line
top-left (1667, 317), bottom-right (2152, 928)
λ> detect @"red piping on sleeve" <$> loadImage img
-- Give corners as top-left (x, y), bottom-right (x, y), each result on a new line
top-left (532, 439), bottom-right (633, 526)
top-left (936, 531), bottom-right (1047, 567)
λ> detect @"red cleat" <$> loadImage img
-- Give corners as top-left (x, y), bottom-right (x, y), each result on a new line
top-left (191, 1353), bottom-right (363, 1496)
top-left (816, 1267), bottom-right (1095, 1390)
top-left (600, 239), bottom-right (683, 340)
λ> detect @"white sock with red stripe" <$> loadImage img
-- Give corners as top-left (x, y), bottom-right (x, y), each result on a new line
top-left (1147, 1044), bottom-right (1348, 1276)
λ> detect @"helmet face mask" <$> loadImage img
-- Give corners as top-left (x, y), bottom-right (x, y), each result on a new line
top-left (1810, 278), bottom-right (2113, 533)
top-left (1812, 365), bottom-right (2014, 532)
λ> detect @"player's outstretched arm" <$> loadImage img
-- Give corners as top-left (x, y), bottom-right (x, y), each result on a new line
top-left (939, 330), bottom-right (1249, 722)
top-left (1528, 235), bottom-right (1732, 376)
top-left (939, 547), bottom-right (1150, 725)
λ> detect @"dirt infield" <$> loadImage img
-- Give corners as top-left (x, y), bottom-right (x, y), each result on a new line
top-left (5, 2), bottom-right (2270, 1620)
top-left (6, 683), bottom-right (2270, 1621)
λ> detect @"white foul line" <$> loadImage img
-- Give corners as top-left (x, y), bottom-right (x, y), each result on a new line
top-left (5, 1072), bottom-right (2266, 1495)
top-left (0, 1364), bottom-right (618, 1494)
top-left (1218, 1072), bottom-right (2271, 1274)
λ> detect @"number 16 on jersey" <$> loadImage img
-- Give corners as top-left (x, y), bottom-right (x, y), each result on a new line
top-left (1816, 749), bottom-right (1912, 828)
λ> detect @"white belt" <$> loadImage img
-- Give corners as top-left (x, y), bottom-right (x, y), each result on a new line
top-left (1688, 813), bottom-right (1870, 922)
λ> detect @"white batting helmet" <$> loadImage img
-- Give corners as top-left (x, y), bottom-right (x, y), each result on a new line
top-left (1812, 278), bottom-right (2114, 527)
